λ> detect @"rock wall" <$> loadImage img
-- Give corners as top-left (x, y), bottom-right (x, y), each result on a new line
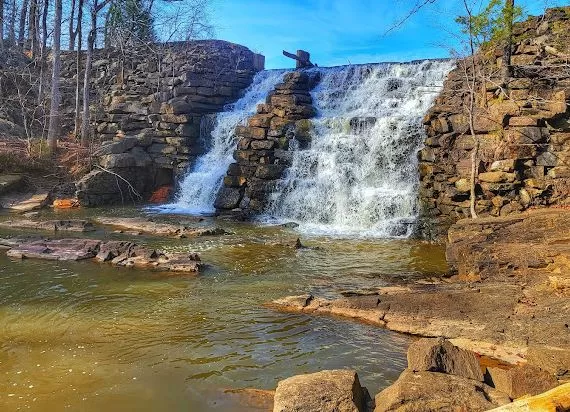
top-left (418, 7), bottom-right (570, 239)
top-left (69, 40), bottom-right (264, 206)
top-left (214, 71), bottom-right (318, 215)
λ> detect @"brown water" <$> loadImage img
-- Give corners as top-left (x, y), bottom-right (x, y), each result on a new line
top-left (0, 207), bottom-right (447, 411)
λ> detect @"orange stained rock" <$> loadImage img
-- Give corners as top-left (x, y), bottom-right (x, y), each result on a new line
top-left (53, 199), bottom-right (79, 209)
top-left (149, 186), bottom-right (173, 204)
top-left (487, 383), bottom-right (570, 411)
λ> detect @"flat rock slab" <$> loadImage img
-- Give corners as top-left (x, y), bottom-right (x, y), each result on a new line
top-left (273, 369), bottom-right (368, 412)
top-left (6, 193), bottom-right (50, 212)
top-left (374, 369), bottom-right (511, 412)
top-left (93, 217), bottom-right (228, 238)
top-left (0, 219), bottom-right (95, 232)
top-left (4, 238), bottom-right (201, 273)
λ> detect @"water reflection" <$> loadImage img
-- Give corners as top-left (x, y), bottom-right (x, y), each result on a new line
top-left (0, 209), bottom-right (447, 411)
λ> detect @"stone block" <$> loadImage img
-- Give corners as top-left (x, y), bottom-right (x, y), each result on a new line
top-left (485, 365), bottom-right (558, 399)
top-left (274, 370), bottom-right (367, 412)
top-left (214, 187), bottom-right (243, 210)
top-left (255, 164), bottom-right (285, 180)
top-left (250, 140), bottom-right (275, 150)
top-left (479, 171), bottom-right (517, 183)
top-left (248, 114), bottom-right (274, 128)
top-left (407, 338), bottom-right (484, 381)
top-left (490, 159), bottom-right (517, 172)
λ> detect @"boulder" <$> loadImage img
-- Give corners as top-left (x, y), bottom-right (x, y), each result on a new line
top-left (407, 338), bottom-right (484, 381)
top-left (485, 364), bottom-right (558, 399)
top-left (214, 187), bottom-right (243, 210)
top-left (374, 369), bottom-right (510, 412)
top-left (273, 370), bottom-right (368, 412)
top-left (99, 153), bottom-right (136, 169)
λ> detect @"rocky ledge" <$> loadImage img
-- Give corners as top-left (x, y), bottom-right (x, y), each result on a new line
top-left (92, 217), bottom-right (228, 237)
top-left (0, 237), bottom-right (201, 273)
top-left (270, 208), bottom-right (570, 371)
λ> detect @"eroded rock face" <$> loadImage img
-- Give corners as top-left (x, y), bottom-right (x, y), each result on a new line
top-left (273, 370), bottom-right (368, 412)
top-left (407, 338), bottom-right (484, 381)
top-left (374, 369), bottom-right (510, 412)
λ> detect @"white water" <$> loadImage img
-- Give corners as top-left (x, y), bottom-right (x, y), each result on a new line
top-left (264, 61), bottom-right (454, 237)
top-left (156, 70), bottom-right (286, 214)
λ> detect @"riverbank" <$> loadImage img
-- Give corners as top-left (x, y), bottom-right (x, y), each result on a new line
top-left (270, 208), bottom-right (570, 410)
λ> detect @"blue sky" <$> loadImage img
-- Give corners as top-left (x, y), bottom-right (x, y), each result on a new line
top-left (211, 0), bottom-right (568, 69)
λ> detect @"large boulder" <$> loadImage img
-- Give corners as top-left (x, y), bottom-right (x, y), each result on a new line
top-left (374, 369), bottom-right (511, 412)
top-left (273, 369), bottom-right (368, 412)
top-left (407, 338), bottom-right (484, 381)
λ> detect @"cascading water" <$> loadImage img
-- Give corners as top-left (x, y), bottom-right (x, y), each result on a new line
top-left (265, 60), bottom-right (454, 237)
top-left (160, 70), bottom-right (286, 214)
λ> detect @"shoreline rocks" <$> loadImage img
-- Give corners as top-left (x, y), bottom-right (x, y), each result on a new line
top-left (0, 219), bottom-right (95, 232)
top-left (2, 237), bottom-right (202, 273)
top-left (269, 209), bottom-right (570, 368)
top-left (93, 216), bottom-right (228, 238)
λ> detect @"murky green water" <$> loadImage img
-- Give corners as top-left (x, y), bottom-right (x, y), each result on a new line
top-left (0, 207), bottom-right (447, 411)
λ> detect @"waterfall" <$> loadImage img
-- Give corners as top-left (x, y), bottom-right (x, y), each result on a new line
top-left (159, 70), bottom-right (286, 214)
top-left (265, 60), bottom-right (454, 237)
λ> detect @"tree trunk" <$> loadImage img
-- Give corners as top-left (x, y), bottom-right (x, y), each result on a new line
top-left (18, 0), bottom-right (29, 49)
top-left (38, 0), bottom-right (49, 106)
top-left (47, 0), bottom-right (63, 153)
top-left (28, 0), bottom-right (38, 57)
top-left (69, 0), bottom-right (77, 50)
top-left (81, 2), bottom-right (98, 147)
top-left (8, 0), bottom-right (15, 46)
top-left (74, 0), bottom-right (84, 139)
top-left (0, 0), bottom-right (4, 50)
top-left (501, 0), bottom-right (515, 84)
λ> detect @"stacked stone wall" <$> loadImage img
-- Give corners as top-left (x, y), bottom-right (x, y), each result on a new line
top-left (418, 7), bottom-right (570, 238)
top-left (68, 40), bottom-right (264, 206)
top-left (215, 71), bottom-right (319, 215)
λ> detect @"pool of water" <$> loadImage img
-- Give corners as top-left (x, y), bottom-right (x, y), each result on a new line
top-left (0, 207), bottom-right (447, 411)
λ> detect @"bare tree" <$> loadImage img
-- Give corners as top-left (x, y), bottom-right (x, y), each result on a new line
top-left (47, 0), bottom-right (63, 152)
top-left (69, 0), bottom-right (78, 50)
top-left (74, 0), bottom-right (85, 137)
top-left (28, 0), bottom-right (39, 57)
top-left (17, 0), bottom-right (28, 48)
